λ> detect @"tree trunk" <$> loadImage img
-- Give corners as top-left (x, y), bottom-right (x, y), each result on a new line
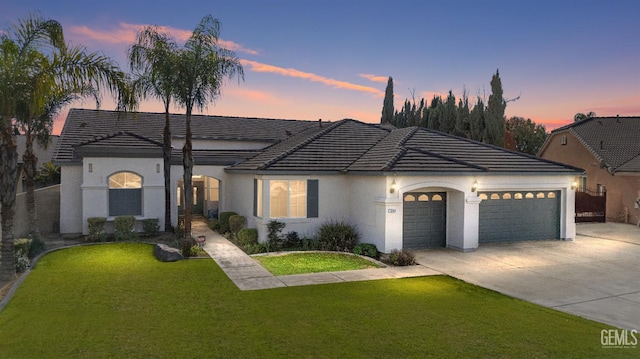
top-left (163, 111), bottom-right (172, 232)
top-left (0, 121), bottom-right (19, 282)
top-left (182, 110), bottom-right (193, 243)
top-left (23, 131), bottom-right (41, 241)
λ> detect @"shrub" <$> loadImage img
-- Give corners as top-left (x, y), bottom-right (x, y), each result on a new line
top-left (114, 216), bottom-right (137, 241)
top-left (28, 238), bottom-right (47, 259)
top-left (301, 237), bottom-right (319, 251)
top-left (87, 217), bottom-right (107, 242)
top-left (244, 243), bottom-right (267, 255)
top-left (188, 244), bottom-right (207, 257)
top-left (387, 249), bottom-right (416, 266)
top-left (229, 215), bottom-right (247, 236)
top-left (14, 238), bottom-right (31, 255)
top-left (237, 228), bottom-right (258, 246)
top-left (142, 218), bottom-right (159, 237)
top-left (181, 239), bottom-right (194, 257)
top-left (267, 220), bottom-right (286, 251)
top-left (15, 251), bottom-right (30, 273)
top-left (219, 211), bottom-right (238, 234)
top-left (208, 219), bottom-right (220, 232)
top-left (353, 243), bottom-right (379, 259)
top-left (283, 231), bottom-right (301, 248)
top-left (317, 220), bottom-right (359, 252)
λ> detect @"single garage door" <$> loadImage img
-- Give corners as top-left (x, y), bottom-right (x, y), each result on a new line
top-left (479, 191), bottom-right (560, 243)
top-left (403, 192), bottom-right (446, 249)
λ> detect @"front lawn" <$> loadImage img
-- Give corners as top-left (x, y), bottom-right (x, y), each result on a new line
top-left (0, 243), bottom-right (631, 358)
top-left (253, 252), bottom-right (380, 275)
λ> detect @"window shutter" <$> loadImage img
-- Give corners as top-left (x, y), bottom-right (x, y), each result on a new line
top-left (307, 180), bottom-right (319, 218)
top-left (253, 178), bottom-right (258, 217)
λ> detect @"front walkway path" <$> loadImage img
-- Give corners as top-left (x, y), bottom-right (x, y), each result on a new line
top-left (191, 221), bottom-right (439, 290)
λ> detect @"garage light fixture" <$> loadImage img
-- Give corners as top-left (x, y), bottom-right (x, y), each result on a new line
top-left (471, 180), bottom-right (478, 192)
top-left (571, 181), bottom-right (578, 190)
top-left (390, 179), bottom-right (397, 194)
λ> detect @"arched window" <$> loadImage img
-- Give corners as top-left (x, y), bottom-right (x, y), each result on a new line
top-left (490, 193), bottom-right (500, 200)
top-left (109, 172), bottom-right (142, 216)
top-left (514, 193), bottom-right (523, 200)
top-left (479, 193), bottom-right (488, 200)
top-left (404, 194), bottom-right (416, 202)
top-left (502, 193), bottom-right (512, 200)
top-left (418, 194), bottom-right (429, 201)
top-left (525, 192), bottom-right (534, 199)
top-left (432, 194), bottom-right (443, 201)
top-left (547, 192), bottom-right (556, 199)
top-left (536, 192), bottom-right (545, 199)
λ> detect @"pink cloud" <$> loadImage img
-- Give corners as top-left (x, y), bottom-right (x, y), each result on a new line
top-left (68, 22), bottom-right (258, 55)
top-left (359, 74), bottom-right (389, 83)
top-left (240, 60), bottom-right (384, 96)
top-left (225, 87), bottom-right (287, 106)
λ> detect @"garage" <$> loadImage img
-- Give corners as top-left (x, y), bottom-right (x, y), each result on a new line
top-left (479, 191), bottom-right (560, 243)
top-left (403, 192), bottom-right (446, 249)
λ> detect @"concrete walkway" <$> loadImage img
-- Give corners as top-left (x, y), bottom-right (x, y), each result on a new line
top-left (191, 221), bottom-right (439, 290)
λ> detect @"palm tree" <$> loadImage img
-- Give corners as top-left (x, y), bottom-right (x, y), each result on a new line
top-left (0, 13), bottom-right (132, 281)
top-left (128, 27), bottom-right (179, 233)
top-left (574, 111), bottom-right (596, 122)
top-left (173, 15), bottom-right (243, 242)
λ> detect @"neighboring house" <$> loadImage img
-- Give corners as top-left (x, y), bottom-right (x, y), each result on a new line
top-left (53, 108), bottom-right (581, 252)
top-left (16, 135), bottom-right (59, 193)
top-left (539, 116), bottom-right (640, 224)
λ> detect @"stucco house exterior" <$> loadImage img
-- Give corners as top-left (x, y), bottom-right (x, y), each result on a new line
top-left (53, 109), bottom-right (581, 252)
top-left (539, 116), bottom-right (640, 224)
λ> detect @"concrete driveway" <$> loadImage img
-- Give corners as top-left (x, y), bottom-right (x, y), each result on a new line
top-left (412, 223), bottom-right (640, 330)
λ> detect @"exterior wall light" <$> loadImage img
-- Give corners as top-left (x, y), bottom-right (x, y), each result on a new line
top-left (471, 180), bottom-right (478, 192)
top-left (571, 181), bottom-right (578, 190)
top-left (390, 179), bottom-right (397, 194)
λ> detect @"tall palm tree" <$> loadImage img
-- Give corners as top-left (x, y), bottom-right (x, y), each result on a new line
top-left (128, 27), bottom-right (179, 233)
top-left (173, 15), bottom-right (243, 242)
top-left (0, 13), bottom-right (132, 281)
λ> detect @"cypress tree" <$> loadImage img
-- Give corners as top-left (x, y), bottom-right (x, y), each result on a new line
top-left (485, 69), bottom-right (506, 146)
top-left (381, 76), bottom-right (394, 124)
top-left (469, 97), bottom-right (485, 142)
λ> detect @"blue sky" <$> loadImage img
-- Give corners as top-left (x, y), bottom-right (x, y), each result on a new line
top-left (4, 0), bottom-right (640, 134)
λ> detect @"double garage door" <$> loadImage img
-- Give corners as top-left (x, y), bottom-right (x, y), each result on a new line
top-left (402, 190), bottom-right (561, 249)
top-left (479, 191), bottom-right (560, 243)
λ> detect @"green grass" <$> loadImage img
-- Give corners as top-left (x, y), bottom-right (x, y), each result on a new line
top-left (0, 243), bottom-right (633, 358)
top-left (254, 252), bottom-right (380, 275)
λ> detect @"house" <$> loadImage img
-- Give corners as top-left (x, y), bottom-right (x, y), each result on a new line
top-left (539, 116), bottom-right (640, 224)
top-left (53, 108), bottom-right (581, 252)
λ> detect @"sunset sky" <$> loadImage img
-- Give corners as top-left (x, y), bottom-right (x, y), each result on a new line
top-left (4, 0), bottom-right (640, 135)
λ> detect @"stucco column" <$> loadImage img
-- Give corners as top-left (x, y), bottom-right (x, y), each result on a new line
top-left (462, 194), bottom-right (482, 251)
top-left (375, 196), bottom-right (402, 252)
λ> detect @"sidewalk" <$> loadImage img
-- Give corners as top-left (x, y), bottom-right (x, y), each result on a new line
top-left (191, 221), bottom-right (439, 291)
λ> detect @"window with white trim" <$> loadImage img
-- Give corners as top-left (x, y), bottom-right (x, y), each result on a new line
top-left (254, 179), bottom-right (318, 219)
top-left (109, 172), bottom-right (142, 216)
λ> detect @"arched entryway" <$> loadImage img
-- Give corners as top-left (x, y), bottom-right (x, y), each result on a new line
top-left (177, 175), bottom-right (220, 220)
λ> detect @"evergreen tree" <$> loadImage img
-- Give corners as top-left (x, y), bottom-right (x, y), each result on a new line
top-left (485, 69), bottom-right (506, 146)
top-left (381, 76), bottom-right (394, 124)
top-left (469, 97), bottom-right (485, 141)
top-left (427, 96), bottom-right (442, 130)
top-left (453, 91), bottom-right (470, 137)
top-left (440, 90), bottom-right (457, 133)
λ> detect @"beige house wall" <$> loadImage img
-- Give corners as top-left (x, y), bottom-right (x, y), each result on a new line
top-left (540, 132), bottom-right (640, 224)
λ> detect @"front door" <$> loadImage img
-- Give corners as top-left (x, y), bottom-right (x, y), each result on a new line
top-left (193, 181), bottom-right (204, 216)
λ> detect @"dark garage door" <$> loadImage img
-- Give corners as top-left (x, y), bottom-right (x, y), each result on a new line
top-left (479, 191), bottom-right (560, 243)
top-left (403, 192), bottom-right (446, 249)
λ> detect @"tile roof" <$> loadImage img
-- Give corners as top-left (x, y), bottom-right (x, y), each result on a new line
top-left (55, 109), bottom-right (580, 175)
top-left (550, 116), bottom-right (640, 173)
top-left (53, 108), bottom-right (317, 164)
top-left (231, 120), bottom-right (581, 174)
